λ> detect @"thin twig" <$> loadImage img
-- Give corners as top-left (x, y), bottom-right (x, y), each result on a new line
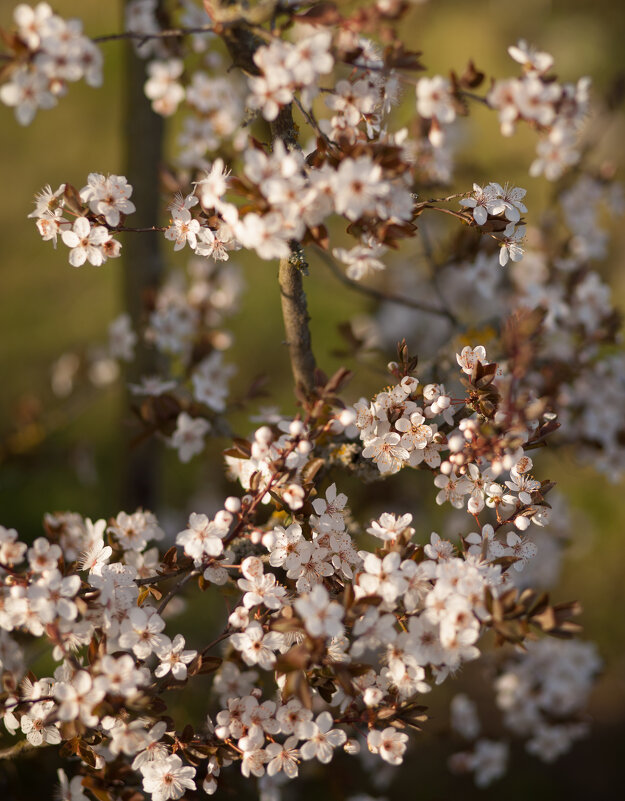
top-left (200, 629), bottom-right (232, 656)
top-left (1, 695), bottom-right (55, 712)
top-left (316, 247), bottom-right (458, 325)
top-left (113, 225), bottom-right (167, 233)
top-left (135, 565), bottom-right (192, 587)
top-left (459, 89), bottom-right (491, 107)
top-left (156, 570), bottom-right (198, 616)
top-left (93, 26), bottom-right (214, 45)
top-left (424, 205), bottom-right (472, 223)
top-left (292, 96), bottom-right (335, 150)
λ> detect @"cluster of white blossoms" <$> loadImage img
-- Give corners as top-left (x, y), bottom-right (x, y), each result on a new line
top-left (144, 256), bottom-right (242, 462)
top-left (459, 182), bottom-right (527, 266)
top-left (348, 349), bottom-right (561, 591)
top-left (247, 30), bottom-right (334, 121)
top-left (0, 2), bottom-right (102, 124)
top-left (0, 407), bottom-right (586, 798)
top-left (495, 639), bottom-right (601, 762)
top-left (416, 75), bottom-right (457, 146)
top-left (488, 40), bottom-right (590, 180)
top-left (226, 420), bottom-right (316, 511)
top-left (447, 635), bottom-right (601, 786)
top-left (156, 138), bottom-right (415, 264)
top-left (126, 0), bottom-right (247, 164)
top-left (178, 72), bottom-right (245, 168)
top-left (28, 175), bottom-right (132, 266)
top-left (4, 1), bottom-right (622, 798)
top-left (353, 374), bottom-right (444, 475)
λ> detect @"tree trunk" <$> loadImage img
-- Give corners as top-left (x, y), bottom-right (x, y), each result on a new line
top-left (120, 3), bottom-right (165, 510)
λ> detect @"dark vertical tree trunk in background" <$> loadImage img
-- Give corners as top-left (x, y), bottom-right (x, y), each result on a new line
top-left (120, 4), bottom-right (165, 510)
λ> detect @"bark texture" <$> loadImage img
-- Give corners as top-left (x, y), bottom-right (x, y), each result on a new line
top-left (278, 255), bottom-right (316, 396)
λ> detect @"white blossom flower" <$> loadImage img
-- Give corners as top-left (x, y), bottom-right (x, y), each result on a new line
top-left (367, 727), bottom-right (409, 765)
top-left (299, 711), bottom-right (346, 763)
top-left (169, 412), bottom-right (210, 463)
top-left (154, 634), bottom-right (197, 681)
top-left (231, 623), bottom-right (283, 670)
top-left (60, 217), bottom-right (109, 267)
top-left (294, 584), bottom-right (344, 638)
top-left (141, 754), bottom-right (196, 801)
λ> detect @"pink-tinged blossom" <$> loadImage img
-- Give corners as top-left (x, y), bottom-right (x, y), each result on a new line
top-left (28, 537), bottom-right (61, 573)
top-left (0, 526), bottom-right (27, 567)
top-left (231, 622), bottom-right (283, 670)
top-left (238, 556), bottom-right (287, 610)
top-left (265, 736), bottom-right (300, 778)
top-left (119, 606), bottom-right (168, 659)
top-left (332, 156), bottom-right (385, 221)
top-left (164, 207), bottom-right (201, 251)
top-left (499, 225), bottom-right (526, 266)
top-left (144, 58), bottom-right (185, 116)
top-left (362, 433), bottom-right (409, 474)
top-left (176, 512), bottom-right (228, 561)
top-left (94, 654), bottom-right (149, 697)
top-left (141, 754), bottom-right (196, 801)
top-left (154, 634), bottom-right (197, 681)
top-left (55, 670), bottom-right (105, 727)
top-left (61, 217), bottom-right (110, 267)
top-left (367, 512), bottom-right (414, 542)
top-left (332, 243), bottom-right (387, 281)
top-left (294, 584), bottom-right (344, 638)
top-left (169, 412), bottom-right (210, 463)
top-left (416, 76), bottom-right (456, 124)
top-left (367, 727), bottom-right (409, 765)
top-left (0, 66), bottom-right (56, 125)
top-left (80, 173), bottom-right (135, 227)
top-left (299, 711), bottom-right (346, 763)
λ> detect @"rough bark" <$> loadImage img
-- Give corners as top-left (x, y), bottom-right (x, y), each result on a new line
top-left (278, 254), bottom-right (316, 396)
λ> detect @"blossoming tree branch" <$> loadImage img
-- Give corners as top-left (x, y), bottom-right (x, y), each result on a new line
top-left (0, 0), bottom-right (621, 799)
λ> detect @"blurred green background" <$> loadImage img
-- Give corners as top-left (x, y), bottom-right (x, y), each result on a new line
top-left (1, 0), bottom-right (625, 798)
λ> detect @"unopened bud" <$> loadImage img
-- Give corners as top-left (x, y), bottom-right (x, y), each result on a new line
top-left (255, 426), bottom-right (273, 444)
top-left (224, 496), bottom-right (241, 513)
top-left (289, 420), bottom-right (305, 437)
top-left (448, 434), bottom-right (464, 453)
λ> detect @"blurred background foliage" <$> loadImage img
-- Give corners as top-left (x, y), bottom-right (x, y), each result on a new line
top-left (1, 0), bottom-right (625, 798)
